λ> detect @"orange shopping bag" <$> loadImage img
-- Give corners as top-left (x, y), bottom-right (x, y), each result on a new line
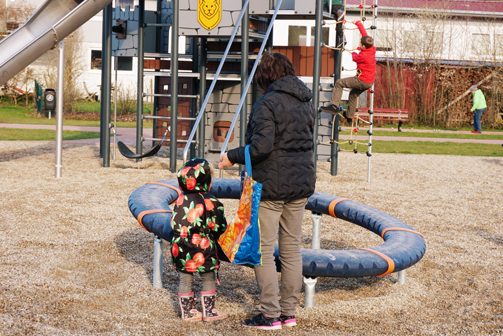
top-left (218, 145), bottom-right (262, 265)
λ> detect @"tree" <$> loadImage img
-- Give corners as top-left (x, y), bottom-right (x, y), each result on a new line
top-left (2, 2), bottom-right (35, 32)
top-left (374, 1), bottom-right (503, 128)
top-left (40, 28), bottom-right (87, 109)
top-left (0, 1), bottom-right (6, 36)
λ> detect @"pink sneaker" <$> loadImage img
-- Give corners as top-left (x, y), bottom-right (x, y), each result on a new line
top-left (280, 314), bottom-right (297, 327)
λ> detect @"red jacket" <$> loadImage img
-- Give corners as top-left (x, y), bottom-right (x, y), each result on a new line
top-left (352, 21), bottom-right (376, 84)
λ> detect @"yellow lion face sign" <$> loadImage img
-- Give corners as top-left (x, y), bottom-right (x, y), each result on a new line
top-left (198, 0), bottom-right (221, 31)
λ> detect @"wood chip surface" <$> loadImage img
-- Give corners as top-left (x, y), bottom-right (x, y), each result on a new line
top-left (0, 141), bottom-right (502, 335)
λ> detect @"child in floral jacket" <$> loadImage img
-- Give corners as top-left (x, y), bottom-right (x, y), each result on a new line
top-left (171, 158), bottom-right (228, 322)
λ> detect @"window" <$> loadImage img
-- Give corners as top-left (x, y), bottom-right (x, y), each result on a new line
top-left (495, 34), bottom-right (503, 56)
top-left (6, 22), bottom-right (19, 31)
top-left (310, 27), bottom-right (330, 46)
top-left (91, 50), bottom-right (102, 70)
top-left (350, 29), bottom-right (361, 50)
top-left (288, 26), bottom-right (307, 46)
top-left (116, 0), bottom-right (134, 8)
top-left (376, 29), bottom-right (393, 51)
top-left (472, 34), bottom-right (490, 55)
top-left (425, 31), bottom-right (443, 55)
top-left (116, 56), bottom-right (133, 71)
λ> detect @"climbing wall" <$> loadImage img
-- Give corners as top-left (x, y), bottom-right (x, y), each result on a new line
top-left (178, 0), bottom-right (243, 36)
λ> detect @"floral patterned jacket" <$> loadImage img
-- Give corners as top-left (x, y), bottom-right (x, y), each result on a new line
top-left (170, 159), bottom-right (227, 273)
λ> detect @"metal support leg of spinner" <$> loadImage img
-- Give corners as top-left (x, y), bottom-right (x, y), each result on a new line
top-left (304, 211), bottom-right (322, 308)
top-left (153, 236), bottom-right (163, 289)
top-left (398, 269), bottom-right (406, 285)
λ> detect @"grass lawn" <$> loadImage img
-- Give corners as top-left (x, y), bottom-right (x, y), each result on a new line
top-left (0, 104), bottom-right (150, 128)
top-left (2, 103), bottom-right (503, 157)
top-left (369, 122), bottom-right (503, 133)
top-left (0, 128), bottom-right (100, 141)
top-left (367, 130), bottom-right (503, 140)
top-left (69, 101), bottom-right (153, 115)
top-left (339, 140), bottom-right (503, 157)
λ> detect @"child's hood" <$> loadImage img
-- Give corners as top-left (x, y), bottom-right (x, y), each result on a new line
top-left (177, 158), bottom-right (212, 193)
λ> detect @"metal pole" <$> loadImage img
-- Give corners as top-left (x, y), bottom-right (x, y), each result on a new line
top-left (240, 0), bottom-right (249, 172)
top-left (189, 37), bottom-right (197, 160)
top-left (198, 38), bottom-right (207, 158)
top-left (55, 40), bottom-right (64, 178)
top-left (331, 18), bottom-right (343, 176)
top-left (100, 8), bottom-right (106, 158)
top-left (331, 114), bottom-right (339, 175)
top-left (136, 0), bottom-right (145, 160)
top-left (312, 0), bottom-right (323, 170)
top-left (219, 0), bottom-right (283, 160)
top-left (398, 270), bottom-right (406, 285)
top-left (304, 211), bottom-right (322, 308)
top-left (113, 57), bottom-right (117, 160)
top-left (153, 0), bottom-right (163, 146)
top-left (102, 3), bottom-right (112, 167)
top-left (153, 237), bottom-right (163, 289)
top-left (170, 0), bottom-right (179, 173)
top-left (311, 212), bottom-right (322, 249)
top-left (367, 0), bottom-right (377, 183)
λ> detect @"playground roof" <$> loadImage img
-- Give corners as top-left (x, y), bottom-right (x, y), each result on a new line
top-left (345, 0), bottom-right (503, 15)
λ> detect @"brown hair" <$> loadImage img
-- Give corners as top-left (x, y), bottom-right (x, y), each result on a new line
top-left (254, 52), bottom-right (296, 92)
top-left (361, 36), bottom-right (374, 49)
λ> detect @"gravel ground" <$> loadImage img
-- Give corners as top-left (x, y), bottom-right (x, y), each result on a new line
top-left (0, 141), bottom-right (502, 335)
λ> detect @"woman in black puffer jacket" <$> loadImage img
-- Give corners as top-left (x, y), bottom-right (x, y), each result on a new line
top-left (219, 52), bottom-right (315, 330)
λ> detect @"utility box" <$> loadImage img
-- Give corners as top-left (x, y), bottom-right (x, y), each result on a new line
top-left (43, 88), bottom-right (56, 111)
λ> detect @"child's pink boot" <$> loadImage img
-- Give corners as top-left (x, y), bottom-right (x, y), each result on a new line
top-left (200, 289), bottom-right (228, 321)
top-left (178, 291), bottom-right (202, 321)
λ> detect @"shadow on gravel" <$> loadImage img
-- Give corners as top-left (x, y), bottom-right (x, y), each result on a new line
top-left (114, 227), bottom-right (261, 315)
top-left (472, 227), bottom-right (503, 246)
top-left (481, 158), bottom-right (503, 166)
top-left (0, 143), bottom-right (92, 162)
top-left (115, 228), bottom-right (390, 314)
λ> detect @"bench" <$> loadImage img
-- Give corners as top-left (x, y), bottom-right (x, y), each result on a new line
top-left (355, 108), bottom-right (409, 132)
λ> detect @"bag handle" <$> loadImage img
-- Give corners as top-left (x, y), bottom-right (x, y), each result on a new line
top-left (245, 145), bottom-right (252, 178)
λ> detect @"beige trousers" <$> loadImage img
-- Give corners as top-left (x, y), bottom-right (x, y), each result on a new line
top-left (254, 198), bottom-right (308, 318)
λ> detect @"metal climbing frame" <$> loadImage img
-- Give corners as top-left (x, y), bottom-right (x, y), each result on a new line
top-left (323, 0), bottom-right (378, 182)
top-left (218, 0), bottom-right (285, 163)
top-left (182, 0), bottom-right (253, 166)
top-left (367, 0), bottom-right (377, 183)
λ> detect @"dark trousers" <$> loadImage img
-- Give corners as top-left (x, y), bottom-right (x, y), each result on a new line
top-left (473, 108), bottom-right (486, 131)
top-left (330, 76), bottom-right (373, 117)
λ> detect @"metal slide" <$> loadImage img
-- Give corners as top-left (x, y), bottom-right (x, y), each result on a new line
top-left (0, 0), bottom-right (112, 87)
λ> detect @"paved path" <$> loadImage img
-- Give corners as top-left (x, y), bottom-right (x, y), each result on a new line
top-left (0, 123), bottom-right (151, 145)
top-left (339, 127), bottom-right (503, 144)
top-left (1, 123), bottom-right (502, 145)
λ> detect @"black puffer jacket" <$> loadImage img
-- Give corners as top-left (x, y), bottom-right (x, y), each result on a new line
top-left (227, 75), bottom-right (316, 200)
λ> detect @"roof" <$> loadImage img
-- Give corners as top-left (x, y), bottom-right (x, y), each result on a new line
top-left (345, 0), bottom-right (503, 15)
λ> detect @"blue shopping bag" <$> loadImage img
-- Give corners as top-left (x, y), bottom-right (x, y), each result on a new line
top-left (218, 145), bottom-right (262, 265)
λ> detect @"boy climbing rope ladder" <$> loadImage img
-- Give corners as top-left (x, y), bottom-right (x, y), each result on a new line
top-left (321, 20), bottom-right (376, 123)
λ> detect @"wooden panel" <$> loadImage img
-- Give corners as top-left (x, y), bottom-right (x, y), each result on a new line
top-left (286, 47), bottom-right (294, 65)
top-left (299, 47), bottom-right (308, 77)
top-left (293, 47), bottom-right (302, 76)
top-left (156, 77), bottom-right (194, 148)
top-left (305, 47), bottom-right (314, 77)
top-left (321, 48), bottom-right (328, 78)
top-left (144, 59), bottom-right (192, 71)
top-left (269, 46), bottom-right (336, 77)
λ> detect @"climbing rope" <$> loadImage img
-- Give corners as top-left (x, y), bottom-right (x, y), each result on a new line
top-left (320, 0), bottom-right (378, 160)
